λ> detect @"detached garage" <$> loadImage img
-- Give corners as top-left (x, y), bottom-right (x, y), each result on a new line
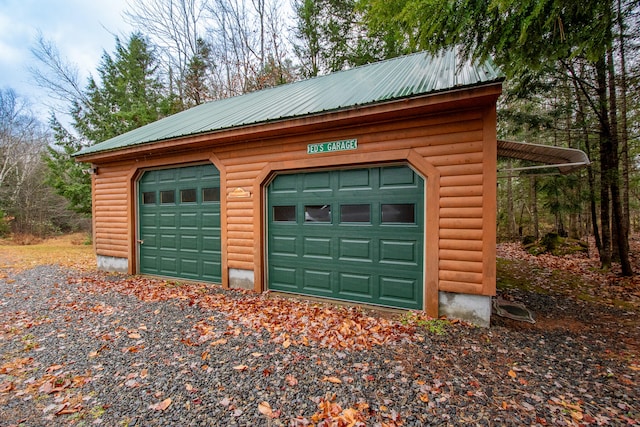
top-left (75, 50), bottom-right (504, 326)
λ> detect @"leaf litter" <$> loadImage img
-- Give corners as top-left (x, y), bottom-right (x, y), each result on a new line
top-left (0, 236), bottom-right (638, 425)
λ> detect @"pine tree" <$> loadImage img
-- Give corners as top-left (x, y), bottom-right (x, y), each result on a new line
top-left (45, 32), bottom-right (174, 216)
top-left (72, 32), bottom-right (173, 144)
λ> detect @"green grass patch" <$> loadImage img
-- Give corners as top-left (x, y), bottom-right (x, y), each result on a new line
top-left (400, 312), bottom-right (449, 335)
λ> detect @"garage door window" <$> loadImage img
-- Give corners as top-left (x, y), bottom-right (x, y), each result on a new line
top-left (142, 192), bottom-right (156, 204)
top-left (202, 187), bottom-right (220, 202)
top-left (340, 204), bottom-right (370, 223)
top-left (381, 203), bottom-right (415, 223)
top-left (305, 205), bottom-right (331, 222)
top-left (273, 205), bottom-right (296, 222)
top-left (161, 190), bottom-right (175, 204)
top-left (180, 188), bottom-right (197, 203)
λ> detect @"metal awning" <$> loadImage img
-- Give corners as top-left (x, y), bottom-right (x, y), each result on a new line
top-left (497, 140), bottom-right (590, 175)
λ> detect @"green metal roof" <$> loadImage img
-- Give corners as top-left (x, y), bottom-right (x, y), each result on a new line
top-left (75, 49), bottom-right (503, 157)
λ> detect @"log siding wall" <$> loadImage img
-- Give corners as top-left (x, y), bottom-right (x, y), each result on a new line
top-left (87, 89), bottom-right (499, 317)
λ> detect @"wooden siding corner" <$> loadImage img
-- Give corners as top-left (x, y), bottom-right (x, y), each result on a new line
top-left (482, 107), bottom-right (497, 296)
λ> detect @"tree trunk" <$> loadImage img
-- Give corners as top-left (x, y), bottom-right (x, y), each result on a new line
top-left (506, 160), bottom-right (516, 239)
top-left (531, 177), bottom-right (539, 239)
top-left (571, 68), bottom-right (602, 254)
top-left (596, 57), bottom-right (612, 269)
top-left (607, 45), bottom-right (633, 275)
top-left (617, 0), bottom-right (631, 245)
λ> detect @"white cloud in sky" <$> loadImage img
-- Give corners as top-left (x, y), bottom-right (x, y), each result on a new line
top-left (0, 0), bottom-right (132, 119)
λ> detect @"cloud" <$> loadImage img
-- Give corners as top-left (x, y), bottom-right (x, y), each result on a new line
top-left (0, 0), bottom-right (132, 119)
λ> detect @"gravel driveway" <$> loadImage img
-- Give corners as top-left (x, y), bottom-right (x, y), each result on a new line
top-left (1, 265), bottom-right (638, 426)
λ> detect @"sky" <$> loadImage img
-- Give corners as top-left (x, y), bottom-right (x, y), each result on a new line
top-left (0, 0), bottom-right (133, 121)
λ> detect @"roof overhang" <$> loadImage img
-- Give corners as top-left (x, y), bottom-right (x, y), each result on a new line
top-left (75, 84), bottom-right (502, 163)
top-left (497, 140), bottom-right (590, 176)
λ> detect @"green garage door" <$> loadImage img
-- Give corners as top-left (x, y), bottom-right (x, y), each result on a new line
top-left (267, 166), bottom-right (424, 309)
top-left (138, 164), bottom-right (221, 282)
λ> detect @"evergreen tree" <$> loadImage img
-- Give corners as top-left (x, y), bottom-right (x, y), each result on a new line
top-left (292, 0), bottom-right (385, 76)
top-left (72, 32), bottom-right (174, 144)
top-left (43, 116), bottom-right (92, 216)
top-left (184, 38), bottom-right (215, 107)
top-left (360, 0), bottom-right (635, 275)
top-left (45, 33), bottom-right (174, 217)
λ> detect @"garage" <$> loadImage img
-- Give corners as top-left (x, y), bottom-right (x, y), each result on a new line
top-left (267, 165), bottom-right (424, 309)
top-left (138, 164), bottom-right (221, 282)
top-left (76, 50), bottom-right (506, 325)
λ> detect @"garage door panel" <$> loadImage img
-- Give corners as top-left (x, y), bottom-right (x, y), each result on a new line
top-left (140, 213), bottom-right (156, 227)
top-left (271, 236), bottom-right (297, 255)
top-left (202, 211), bottom-right (220, 227)
top-left (140, 233), bottom-right (156, 246)
top-left (380, 277), bottom-right (419, 307)
top-left (271, 266), bottom-right (298, 289)
top-left (303, 171), bottom-right (331, 192)
top-left (380, 166), bottom-right (419, 188)
top-left (338, 273), bottom-right (372, 297)
top-left (268, 166), bottom-right (423, 309)
top-left (203, 261), bottom-right (221, 279)
top-left (202, 235), bottom-right (221, 251)
top-left (271, 174), bottom-right (298, 193)
top-left (180, 235), bottom-right (198, 250)
top-left (303, 237), bottom-right (332, 258)
top-left (180, 212), bottom-right (197, 227)
top-left (160, 257), bottom-right (177, 273)
top-left (338, 238), bottom-right (373, 261)
top-left (338, 169), bottom-right (372, 190)
top-left (380, 240), bottom-right (419, 265)
top-left (303, 269), bottom-right (333, 292)
top-left (160, 234), bottom-right (178, 249)
top-left (139, 164), bottom-right (221, 283)
top-left (141, 254), bottom-right (158, 269)
top-left (180, 259), bottom-right (198, 276)
top-left (178, 167), bottom-right (198, 181)
top-left (160, 213), bottom-right (177, 227)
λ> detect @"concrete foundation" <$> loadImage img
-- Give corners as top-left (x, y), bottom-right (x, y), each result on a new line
top-left (438, 291), bottom-right (492, 328)
top-left (97, 255), bottom-right (128, 273)
top-left (229, 268), bottom-right (254, 290)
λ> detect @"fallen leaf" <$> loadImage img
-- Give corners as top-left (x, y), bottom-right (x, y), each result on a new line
top-left (286, 374), bottom-right (298, 386)
top-left (125, 379), bottom-right (140, 388)
top-left (322, 376), bottom-right (342, 384)
top-left (570, 410), bottom-right (583, 421)
top-left (258, 401), bottom-right (273, 417)
top-left (140, 368), bottom-right (149, 378)
top-left (128, 333), bottom-right (141, 339)
top-left (38, 381), bottom-right (54, 394)
top-left (233, 364), bottom-right (249, 371)
top-left (46, 364), bottom-right (64, 373)
top-left (56, 403), bottom-right (82, 415)
top-left (150, 398), bottom-right (172, 411)
top-left (43, 403), bottom-right (64, 414)
top-left (283, 339), bottom-right (291, 348)
top-left (508, 369), bottom-right (517, 378)
top-left (0, 381), bottom-right (14, 393)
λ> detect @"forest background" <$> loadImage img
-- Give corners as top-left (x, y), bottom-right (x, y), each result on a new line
top-left (0, 0), bottom-right (638, 275)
